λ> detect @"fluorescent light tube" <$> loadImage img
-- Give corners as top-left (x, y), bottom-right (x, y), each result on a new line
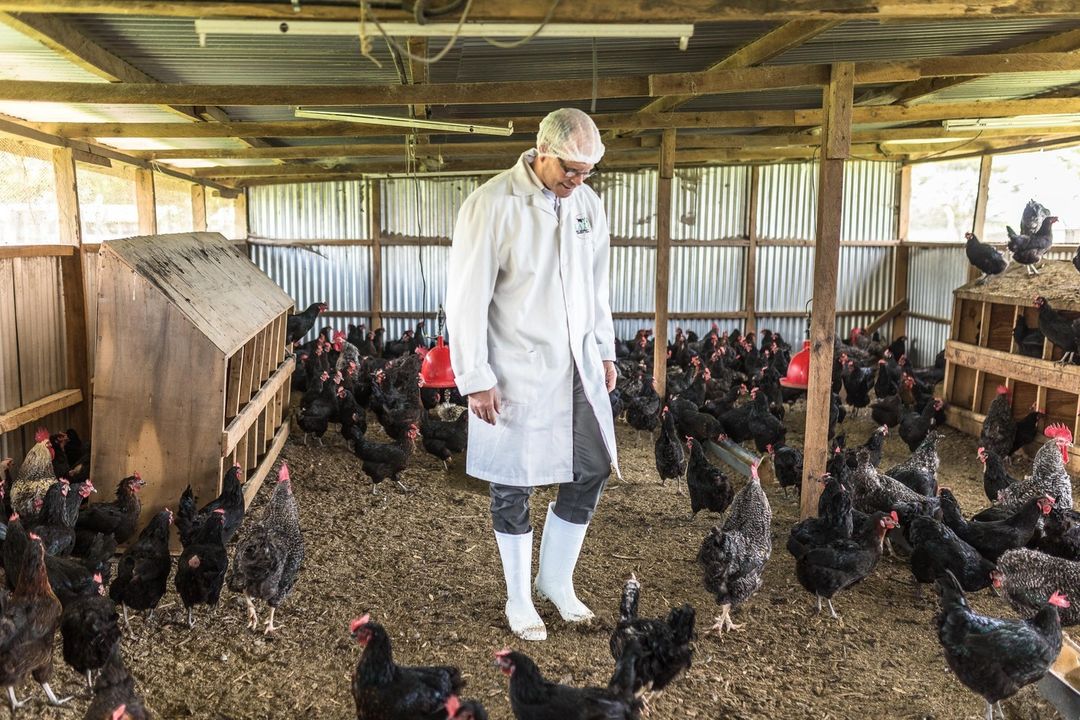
top-left (195, 19), bottom-right (694, 46)
top-left (294, 108), bottom-right (515, 136)
top-left (943, 114), bottom-right (1080, 130)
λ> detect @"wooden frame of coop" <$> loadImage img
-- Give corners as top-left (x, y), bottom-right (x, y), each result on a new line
top-left (90, 232), bottom-right (295, 544)
top-left (943, 261), bottom-right (1080, 473)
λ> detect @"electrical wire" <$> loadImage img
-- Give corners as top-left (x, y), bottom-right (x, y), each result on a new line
top-left (360, 0), bottom-right (474, 65)
top-left (480, 0), bottom-right (563, 49)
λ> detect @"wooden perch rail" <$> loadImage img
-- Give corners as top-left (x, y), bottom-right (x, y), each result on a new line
top-left (221, 355), bottom-right (295, 456)
top-left (0, 388), bottom-right (82, 433)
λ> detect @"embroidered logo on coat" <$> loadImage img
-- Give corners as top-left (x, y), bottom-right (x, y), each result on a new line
top-left (575, 215), bottom-right (592, 235)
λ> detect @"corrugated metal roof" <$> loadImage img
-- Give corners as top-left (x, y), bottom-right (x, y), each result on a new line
top-left (680, 88), bottom-right (823, 112)
top-left (66, 16), bottom-right (402, 85)
top-left (767, 18), bottom-right (1080, 65)
top-left (0, 23), bottom-right (105, 82)
top-left (913, 72), bottom-right (1080, 103)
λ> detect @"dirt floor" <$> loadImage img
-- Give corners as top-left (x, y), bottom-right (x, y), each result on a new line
top-left (27, 401), bottom-right (1074, 719)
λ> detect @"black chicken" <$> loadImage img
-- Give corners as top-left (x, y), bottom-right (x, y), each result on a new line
top-left (609, 574), bottom-right (694, 702)
top-left (898, 398), bottom-right (942, 453)
top-left (349, 614), bottom-right (463, 720)
top-left (746, 387), bottom-right (786, 452)
top-left (1013, 316), bottom-right (1045, 359)
top-left (177, 463), bottom-right (246, 547)
top-left (654, 408), bottom-right (686, 490)
top-left (936, 570), bottom-right (1066, 720)
top-left (884, 431), bottom-right (942, 498)
top-left (1007, 216), bottom-right (1057, 275)
top-left (869, 393), bottom-right (904, 429)
top-left (978, 447), bottom-right (1018, 503)
top-left (768, 443), bottom-right (803, 499)
top-left (840, 360), bottom-right (875, 416)
top-left (175, 509), bottom-right (229, 628)
top-left (75, 473), bottom-right (145, 545)
top-left (1009, 406), bottom-right (1044, 457)
top-left (287, 302), bottom-right (328, 346)
top-left (939, 489), bottom-right (1053, 562)
top-left (964, 231), bottom-right (1008, 285)
top-left (909, 516), bottom-right (997, 595)
top-left (625, 376), bottom-right (661, 443)
top-left (419, 410), bottom-right (468, 470)
top-left (445, 696), bottom-right (488, 720)
top-left (61, 573), bottom-right (121, 690)
top-left (793, 510), bottom-right (898, 619)
top-left (495, 645), bottom-right (640, 720)
top-left (83, 645), bottom-right (149, 720)
top-left (354, 424), bottom-right (418, 494)
top-left (1035, 296), bottom-right (1080, 365)
top-left (109, 508), bottom-right (173, 629)
top-left (979, 386), bottom-right (1016, 460)
top-left (685, 438), bottom-right (733, 518)
top-left (787, 475), bottom-right (856, 558)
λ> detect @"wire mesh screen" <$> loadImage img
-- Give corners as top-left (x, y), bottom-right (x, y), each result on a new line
top-left (0, 138), bottom-right (59, 246)
top-left (155, 172), bottom-right (194, 234)
top-left (76, 164), bottom-right (138, 244)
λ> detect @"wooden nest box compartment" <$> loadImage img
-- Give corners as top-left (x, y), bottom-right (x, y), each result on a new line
top-left (90, 232), bottom-right (295, 544)
top-left (943, 260), bottom-right (1080, 472)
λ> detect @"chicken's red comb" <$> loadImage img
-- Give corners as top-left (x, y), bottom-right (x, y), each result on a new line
top-left (1045, 424), bottom-right (1073, 443)
top-left (278, 463), bottom-right (290, 483)
top-left (28, 532), bottom-right (40, 541)
top-left (93, 573), bottom-right (102, 584)
top-left (213, 508), bottom-right (226, 515)
top-left (110, 705), bottom-right (127, 720)
top-left (889, 511), bottom-right (899, 523)
top-left (494, 648), bottom-right (512, 659)
top-left (34, 427), bottom-right (50, 443)
top-left (1049, 591), bottom-right (1071, 609)
top-left (445, 696), bottom-right (461, 718)
top-left (8, 512), bottom-right (17, 522)
top-left (996, 385), bottom-right (1009, 396)
top-left (350, 614), bottom-right (371, 634)
top-left (133, 471), bottom-right (142, 481)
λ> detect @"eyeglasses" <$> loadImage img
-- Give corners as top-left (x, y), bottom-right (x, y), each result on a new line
top-left (555, 157), bottom-right (598, 180)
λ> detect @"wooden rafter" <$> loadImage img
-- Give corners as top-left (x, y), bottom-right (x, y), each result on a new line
top-left (636, 20), bottom-right (839, 115)
top-left (0, 11), bottom-right (276, 153)
top-left (2, 1), bottom-right (1080, 21)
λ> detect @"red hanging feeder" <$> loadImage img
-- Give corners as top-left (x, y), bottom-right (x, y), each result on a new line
top-left (419, 306), bottom-right (457, 389)
top-left (780, 298), bottom-right (812, 390)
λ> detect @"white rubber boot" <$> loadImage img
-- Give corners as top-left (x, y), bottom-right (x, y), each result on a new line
top-left (534, 503), bottom-right (595, 622)
top-left (494, 530), bottom-right (547, 641)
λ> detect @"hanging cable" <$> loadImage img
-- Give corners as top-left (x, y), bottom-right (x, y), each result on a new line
top-left (590, 37), bottom-right (598, 114)
top-left (480, 0), bottom-right (563, 49)
top-left (361, 0), bottom-right (474, 65)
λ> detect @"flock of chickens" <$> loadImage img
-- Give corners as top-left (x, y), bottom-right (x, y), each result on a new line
top-left (0, 281), bottom-right (1077, 719)
top-left (965, 199), bottom-right (1080, 365)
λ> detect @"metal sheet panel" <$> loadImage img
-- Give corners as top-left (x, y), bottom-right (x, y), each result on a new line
top-left (907, 316), bottom-right (951, 368)
top-left (0, 258), bottom-right (20, 460)
top-left (843, 161), bottom-right (898, 241)
top-left (755, 316), bottom-right (806, 347)
top-left (672, 166), bottom-right (749, 242)
top-left (381, 244), bottom-right (450, 340)
top-left (249, 181), bottom-right (368, 240)
top-left (84, 250), bottom-right (99, 377)
top-left (13, 257), bottom-right (66, 401)
top-left (249, 242), bottom-right (371, 342)
top-left (909, 245), bottom-right (967, 320)
top-left (594, 170), bottom-right (657, 241)
top-left (756, 245), bottom-right (814, 313)
top-left (380, 177), bottom-right (479, 240)
top-left (610, 246), bottom-right (656, 314)
top-left (757, 163), bottom-right (818, 241)
top-left (669, 246), bottom-right (745, 314)
top-left (838, 246), bottom-right (893, 312)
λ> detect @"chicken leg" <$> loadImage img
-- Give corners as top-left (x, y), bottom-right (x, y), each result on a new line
top-left (245, 594), bottom-right (259, 631)
top-left (85, 670), bottom-right (93, 691)
top-left (121, 604), bottom-right (132, 633)
top-left (264, 606), bottom-right (280, 634)
top-left (7, 686), bottom-right (27, 711)
top-left (187, 607), bottom-right (195, 628)
top-left (41, 682), bottom-right (72, 706)
top-left (708, 604), bottom-right (744, 634)
top-left (815, 595), bottom-right (840, 620)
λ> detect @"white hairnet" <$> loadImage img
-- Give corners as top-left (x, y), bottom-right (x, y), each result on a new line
top-left (536, 108), bottom-right (605, 165)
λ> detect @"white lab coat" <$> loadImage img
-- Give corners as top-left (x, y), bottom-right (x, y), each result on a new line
top-left (445, 151), bottom-right (619, 486)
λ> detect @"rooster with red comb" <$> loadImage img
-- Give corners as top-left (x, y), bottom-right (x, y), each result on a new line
top-left (9, 428), bottom-right (56, 521)
top-left (994, 424), bottom-right (1075, 515)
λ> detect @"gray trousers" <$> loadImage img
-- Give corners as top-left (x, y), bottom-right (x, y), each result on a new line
top-left (490, 366), bottom-right (611, 535)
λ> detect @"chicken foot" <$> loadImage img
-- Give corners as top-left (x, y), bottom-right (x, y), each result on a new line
top-left (41, 682), bottom-right (72, 706)
top-left (121, 604), bottom-right (132, 634)
top-left (264, 606), bottom-right (280, 634)
top-left (1055, 352), bottom-right (1075, 366)
top-left (707, 604), bottom-right (744, 634)
top-left (7, 686), bottom-right (27, 711)
top-left (245, 594), bottom-right (260, 631)
top-left (815, 595), bottom-right (841, 620)
top-left (187, 608), bottom-right (196, 628)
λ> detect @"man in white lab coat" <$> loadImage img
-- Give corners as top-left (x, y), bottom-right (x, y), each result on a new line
top-left (445, 108), bottom-right (619, 641)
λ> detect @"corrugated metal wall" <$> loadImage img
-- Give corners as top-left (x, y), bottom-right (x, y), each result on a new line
top-left (381, 244), bottom-right (450, 339)
top-left (595, 169), bottom-right (657, 241)
top-left (249, 243), bottom-right (371, 342)
top-left (381, 177), bottom-right (479, 240)
top-left (908, 245), bottom-right (968, 365)
top-left (671, 166), bottom-right (749, 241)
top-left (249, 181), bottom-right (369, 240)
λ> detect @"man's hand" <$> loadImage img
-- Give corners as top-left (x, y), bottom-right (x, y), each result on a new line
top-left (603, 360), bottom-right (617, 392)
top-left (468, 387), bottom-right (502, 425)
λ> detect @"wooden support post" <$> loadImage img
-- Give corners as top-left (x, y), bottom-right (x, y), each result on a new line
top-left (968, 155), bottom-right (992, 281)
top-left (744, 165), bottom-right (760, 334)
top-left (369, 179), bottom-right (383, 330)
top-left (892, 164), bottom-right (911, 342)
top-left (233, 191), bottom-right (248, 241)
top-left (52, 146), bottom-right (91, 436)
top-left (801, 63), bottom-right (853, 520)
top-left (652, 129), bottom-right (676, 399)
top-left (191, 183), bottom-right (207, 232)
top-left (135, 167), bottom-right (157, 235)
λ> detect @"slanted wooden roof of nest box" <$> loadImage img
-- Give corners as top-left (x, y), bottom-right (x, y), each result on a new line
top-left (955, 260), bottom-right (1080, 313)
top-left (100, 232), bottom-right (293, 355)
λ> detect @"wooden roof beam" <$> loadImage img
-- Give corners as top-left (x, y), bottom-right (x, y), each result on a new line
top-left (3, 1), bottom-right (1080, 21)
top-left (863, 27), bottom-right (1080, 106)
top-left (635, 20), bottom-right (839, 116)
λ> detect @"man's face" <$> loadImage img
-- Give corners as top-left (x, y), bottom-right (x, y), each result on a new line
top-left (532, 152), bottom-right (594, 199)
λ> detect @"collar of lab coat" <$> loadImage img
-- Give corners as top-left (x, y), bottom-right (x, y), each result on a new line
top-left (510, 150), bottom-right (561, 219)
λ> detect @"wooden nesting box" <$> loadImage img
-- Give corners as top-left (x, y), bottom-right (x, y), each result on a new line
top-left (90, 232), bottom-right (295, 543)
top-left (943, 260), bottom-right (1080, 472)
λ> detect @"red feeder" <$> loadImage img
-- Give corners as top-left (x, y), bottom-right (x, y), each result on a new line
top-left (419, 335), bottom-right (457, 389)
top-left (780, 339), bottom-right (811, 390)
